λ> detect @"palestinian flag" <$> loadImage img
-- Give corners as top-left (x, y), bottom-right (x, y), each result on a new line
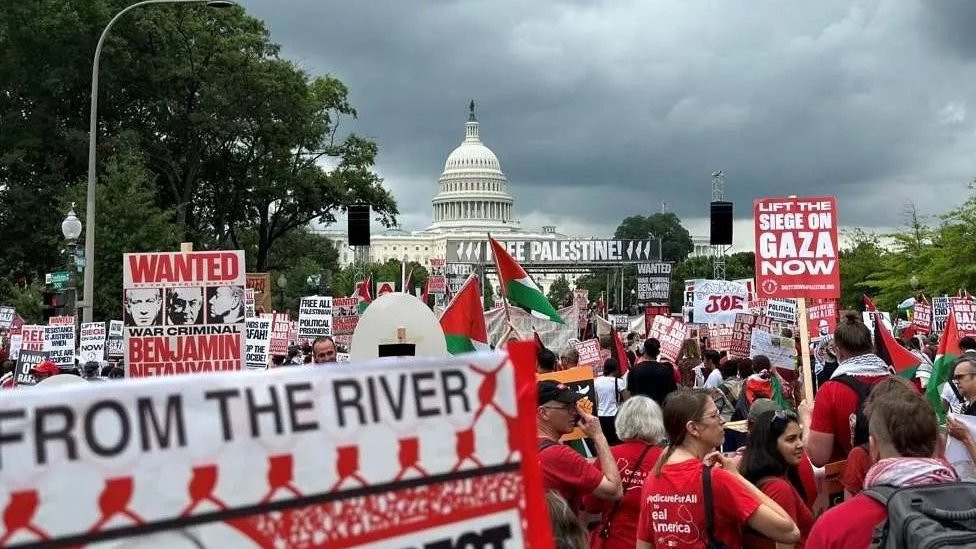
top-left (864, 294), bottom-right (920, 378)
top-left (489, 235), bottom-right (564, 324)
top-left (354, 277), bottom-right (373, 314)
top-left (440, 274), bottom-right (489, 355)
top-left (610, 329), bottom-right (630, 376)
top-left (420, 277), bottom-right (430, 307)
top-left (926, 311), bottom-right (962, 423)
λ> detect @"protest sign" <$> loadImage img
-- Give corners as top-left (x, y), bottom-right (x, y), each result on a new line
top-left (644, 305), bottom-right (670, 336)
top-left (913, 300), bottom-right (932, 334)
top-left (754, 196), bottom-right (839, 299)
top-left (538, 365), bottom-right (596, 441)
top-left (13, 349), bottom-right (45, 386)
top-left (245, 317), bottom-right (273, 370)
top-left (646, 315), bottom-right (687, 362)
top-left (609, 314), bottom-right (629, 331)
top-left (765, 298), bottom-right (797, 324)
top-left (8, 320), bottom-right (22, 361)
top-left (933, 296), bottom-right (950, 333)
top-left (574, 289), bottom-right (589, 326)
top-left (862, 311), bottom-right (892, 335)
top-left (0, 306), bottom-right (14, 329)
top-left (692, 279), bottom-right (749, 325)
top-left (246, 272), bottom-right (273, 313)
top-left (105, 319), bottom-right (124, 360)
top-left (709, 324), bottom-right (734, 353)
top-left (45, 316), bottom-right (75, 367)
top-left (269, 313), bottom-right (291, 357)
top-left (730, 313), bottom-right (756, 357)
top-left (428, 258), bottom-right (447, 295)
top-left (298, 296), bottom-right (333, 338)
top-left (0, 342), bottom-right (551, 549)
top-left (750, 329), bottom-right (798, 369)
top-left (244, 288), bottom-right (256, 318)
top-left (807, 299), bottom-right (838, 340)
top-left (636, 262), bottom-right (672, 302)
top-left (682, 280), bottom-right (697, 322)
top-left (79, 322), bottom-right (106, 363)
top-left (573, 339), bottom-right (602, 372)
top-left (951, 297), bottom-right (976, 338)
top-left (333, 297), bottom-right (360, 336)
top-left (123, 250), bottom-right (246, 377)
top-left (21, 325), bottom-right (45, 353)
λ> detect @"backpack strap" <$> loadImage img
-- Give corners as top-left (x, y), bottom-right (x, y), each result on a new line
top-left (703, 465), bottom-right (717, 543)
top-left (598, 443), bottom-right (656, 539)
top-left (862, 485), bottom-right (897, 547)
top-left (538, 438), bottom-right (561, 452)
top-left (832, 374), bottom-right (872, 444)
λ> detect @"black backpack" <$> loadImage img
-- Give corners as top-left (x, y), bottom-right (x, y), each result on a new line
top-left (832, 375), bottom-right (873, 447)
top-left (864, 482), bottom-right (976, 548)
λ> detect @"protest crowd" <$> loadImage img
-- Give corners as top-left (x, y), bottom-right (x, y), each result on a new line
top-left (2, 223), bottom-right (976, 548)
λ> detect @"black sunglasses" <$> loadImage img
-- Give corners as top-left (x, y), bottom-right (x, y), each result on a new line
top-left (769, 409), bottom-right (798, 425)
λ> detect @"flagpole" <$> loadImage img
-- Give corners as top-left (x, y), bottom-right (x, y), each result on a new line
top-left (797, 298), bottom-right (814, 403)
top-left (488, 233), bottom-right (515, 329)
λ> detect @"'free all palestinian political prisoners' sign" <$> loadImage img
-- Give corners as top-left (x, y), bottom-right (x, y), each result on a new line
top-left (123, 250), bottom-right (246, 377)
top-left (754, 196), bottom-right (839, 299)
top-left (0, 343), bottom-right (551, 549)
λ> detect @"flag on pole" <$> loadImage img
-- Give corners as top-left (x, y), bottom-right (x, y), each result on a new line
top-left (440, 275), bottom-right (489, 355)
top-left (354, 277), bottom-right (373, 314)
top-left (926, 311), bottom-right (963, 423)
top-left (610, 329), bottom-right (630, 376)
top-left (864, 295), bottom-right (920, 378)
top-left (488, 235), bottom-right (565, 324)
top-left (420, 277), bottom-right (430, 306)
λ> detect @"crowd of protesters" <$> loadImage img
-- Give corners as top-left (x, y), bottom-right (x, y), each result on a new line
top-left (538, 312), bottom-right (976, 548)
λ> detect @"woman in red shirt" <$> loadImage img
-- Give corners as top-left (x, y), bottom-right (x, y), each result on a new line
top-left (739, 410), bottom-right (815, 548)
top-left (584, 396), bottom-right (665, 549)
top-left (636, 388), bottom-right (799, 549)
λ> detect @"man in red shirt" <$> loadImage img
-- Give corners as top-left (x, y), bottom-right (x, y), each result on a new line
top-left (807, 378), bottom-right (958, 548)
top-left (803, 313), bottom-right (892, 466)
top-left (537, 380), bottom-right (622, 510)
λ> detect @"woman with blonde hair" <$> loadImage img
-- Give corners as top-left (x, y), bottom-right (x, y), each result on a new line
top-left (636, 388), bottom-right (800, 549)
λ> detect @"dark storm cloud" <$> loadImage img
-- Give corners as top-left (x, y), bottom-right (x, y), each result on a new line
top-left (239, 0), bottom-right (976, 242)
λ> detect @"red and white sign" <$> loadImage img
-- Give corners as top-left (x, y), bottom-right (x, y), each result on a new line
top-left (123, 250), bottom-right (246, 377)
top-left (377, 281), bottom-right (396, 296)
top-left (268, 313), bottom-right (291, 357)
top-left (646, 315), bottom-right (687, 363)
top-left (807, 299), bottom-right (838, 340)
top-left (708, 324), bottom-right (734, 352)
top-left (913, 300), bottom-right (932, 335)
top-left (573, 339), bottom-right (602, 371)
top-left (730, 313), bottom-right (756, 357)
top-left (644, 305), bottom-right (670, 336)
top-left (332, 297), bottom-right (360, 336)
top-left (0, 342), bottom-right (552, 549)
top-left (21, 325), bottom-right (45, 353)
top-left (754, 196), bottom-right (839, 299)
top-left (692, 279), bottom-right (749, 325)
top-left (952, 297), bottom-right (976, 338)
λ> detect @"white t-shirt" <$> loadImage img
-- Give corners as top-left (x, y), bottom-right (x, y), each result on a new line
top-left (704, 368), bottom-right (724, 390)
top-left (594, 376), bottom-right (625, 416)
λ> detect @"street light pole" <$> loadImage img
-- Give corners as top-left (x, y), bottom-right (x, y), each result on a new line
top-left (80, 0), bottom-right (235, 323)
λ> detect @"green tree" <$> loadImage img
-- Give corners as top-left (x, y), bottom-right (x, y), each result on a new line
top-left (614, 213), bottom-right (694, 262)
top-left (0, 280), bottom-right (44, 324)
top-left (483, 280), bottom-right (495, 309)
top-left (547, 275), bottom-right (571, 308)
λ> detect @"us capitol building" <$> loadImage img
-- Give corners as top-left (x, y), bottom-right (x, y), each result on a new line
top-left (317, 102), bottom-right (572, 295)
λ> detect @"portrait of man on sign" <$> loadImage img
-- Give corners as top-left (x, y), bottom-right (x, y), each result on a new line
top-left (208, 285), bottom-right (245, 324)
top-left (124, 288), bottom-right (162, 327)
top-left (166, 287), bottom-right (204, 325)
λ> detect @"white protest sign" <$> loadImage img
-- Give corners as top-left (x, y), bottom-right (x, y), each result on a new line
top-left (21, 325), bottom-right (45, 353)
top-left (692, 279), bottom-right (749, 325)
top-left (0, 344), bottom-right (550, 548)
top-left (0, 306), bottom-right (14, 329)
top-left (244, 317), bottom-right (273, 370)
top-left (933, 296), bottom-right (950, 333)
top-left (45, 316), bottom-right (75, 367)
top-left (245, 287), bottom-right (256, 318)
top-left (750, 329), bottom-right (798, 370)
top-left (573, 339), bottom-right (602, 371)
top-left (765, 298), bottom-right (797, 324)
top-left (298, 295), bottom-right (333, 338)
top-left (79, 322), bottom-right (106, 363)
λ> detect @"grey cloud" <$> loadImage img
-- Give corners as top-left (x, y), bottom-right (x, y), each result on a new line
top-left (239, 0), bottom-right (976, 241)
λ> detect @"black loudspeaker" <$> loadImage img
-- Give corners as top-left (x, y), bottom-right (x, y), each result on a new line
top-left (710, 201), bottom-right (733, 245)
top-left (348, 204), bottom-right (371, 246)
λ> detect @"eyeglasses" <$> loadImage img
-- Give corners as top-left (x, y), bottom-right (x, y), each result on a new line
top-left (953, 372), bottom-right (976, 382)
top-left (541, 404), bottom-right (574, 412)
top-left (769, 409), bottom-right (798, 425)
top-left (699, 410), bottom-right (721, 422)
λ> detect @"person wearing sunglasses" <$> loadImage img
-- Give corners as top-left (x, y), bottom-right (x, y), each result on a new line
top-left (739, 409), bottom-right (814, 548)
top-left (537, 380), bottom-right (623, 513)
top-left (636, 388), bottom-right (799, 549)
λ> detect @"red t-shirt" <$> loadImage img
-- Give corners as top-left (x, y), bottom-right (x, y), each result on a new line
top-left (797, 454), bottom-right (818, 508)
top-left (538, 437), bottom-right (605, 510)
top-left (636, 459), bottom-right (760, 548)
top-left (583, 441), bottom-right (663, 549)
top-left (741, 477), bottom-right (814, 549)
top-left (806, 492), bottom-right (886, 549)
top-left (841, 445), bottom-right (872, 496)
top-left (810, 375), bottom-right (888, 461)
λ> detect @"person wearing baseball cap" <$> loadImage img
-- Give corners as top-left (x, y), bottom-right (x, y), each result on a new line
top-left (537, 380), bottom-right (622, 512)
top-left (30, 359), bottom-right (60, 382)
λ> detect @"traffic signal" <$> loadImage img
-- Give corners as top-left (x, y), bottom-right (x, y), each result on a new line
top-left (42, 290), bottom-right (62, 322)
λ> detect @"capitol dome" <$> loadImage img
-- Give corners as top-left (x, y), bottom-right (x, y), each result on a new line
top-left (428, 101), bottom-right (518, 232)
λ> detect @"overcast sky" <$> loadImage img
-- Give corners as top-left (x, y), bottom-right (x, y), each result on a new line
top-left (238, 0), bottom-right (976, 250)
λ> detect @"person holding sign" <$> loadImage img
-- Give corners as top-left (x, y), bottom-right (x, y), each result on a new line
top-left (636, 388), bottom-right (800, 549)
top-left (537, 381), bottom-right (623, 512)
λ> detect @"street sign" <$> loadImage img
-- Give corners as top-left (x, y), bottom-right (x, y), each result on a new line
top-left (46, 271), bottom-right (70, 291)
